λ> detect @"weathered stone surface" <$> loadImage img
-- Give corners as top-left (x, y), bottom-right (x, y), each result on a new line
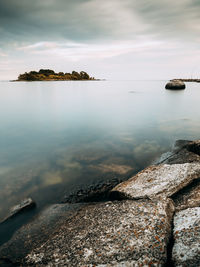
top-left (0, 198), bottom-right (36, 224)
top-left (111, 163), bottom-right (200, 200)
top-left (0, 203), bottom-right (84, 263)
top-left (165, 81), bottom-right (185, 90)
top-left (26, 199), bottom-right (174, 266)
top-left (172, 207), bottom-right (200, 266)
top-left (172, 178), bottom-right (200, 211)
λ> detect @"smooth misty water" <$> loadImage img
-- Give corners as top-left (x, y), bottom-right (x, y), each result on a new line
top-left (0, 80), bottom-right (200, 221)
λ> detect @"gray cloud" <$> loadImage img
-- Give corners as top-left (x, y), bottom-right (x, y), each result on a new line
top-left (1, 0), bottom-right (200, 48)
top-left (1, 0), bottom-right (200, 80)
top-left (0, 0), bottom-right (114, 46)
top-left (132, 0), bottom-right (200, 39)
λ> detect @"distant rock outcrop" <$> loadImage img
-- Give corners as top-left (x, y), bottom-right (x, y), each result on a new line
top-left (165, 80), bottom-right (186, 90)
top-left (171, 78), bottom-right (200, 83)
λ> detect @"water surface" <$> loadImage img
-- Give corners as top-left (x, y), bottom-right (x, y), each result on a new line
top-left (0, 80), bottom-right (200, 221)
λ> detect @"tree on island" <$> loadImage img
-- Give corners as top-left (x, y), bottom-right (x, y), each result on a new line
top-left (17, 69), bottom-right (96, 81)
top-left (38, 69), bottom-right (55, 75)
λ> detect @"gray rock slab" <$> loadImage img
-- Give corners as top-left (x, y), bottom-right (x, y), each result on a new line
top-left (26, 199), bottom-right (174, 266)
top-left (0, 203), bottom-right (85, 264)
top-left (111, 163), bottom-right (200, 200)
top-left (172, 207), bottom-right (200, 267)
top-left (173, 179), bottom-right (200, 211)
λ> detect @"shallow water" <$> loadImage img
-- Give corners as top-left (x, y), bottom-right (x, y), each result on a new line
top-left (0, 80), bottom-right (200, 221)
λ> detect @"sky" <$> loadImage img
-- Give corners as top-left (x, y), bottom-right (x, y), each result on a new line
top-left (0, 0), bottom-right (200, 80)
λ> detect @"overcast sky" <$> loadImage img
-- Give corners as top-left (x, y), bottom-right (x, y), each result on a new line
top-left (0, 0), bottom-right (200, 80)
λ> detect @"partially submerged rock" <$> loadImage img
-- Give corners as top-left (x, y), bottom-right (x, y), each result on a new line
top-left (0, 198), bottom-right (36, 224)
top-left (165, 80), bottom-right (185, 90)
top-left (111, 163), bottom-right (200, 200)
top-left (0, 203), bottom-right (84, 263)
top-left (26, 199), bottom-right (174, 266)
top-left (172, 207), bottom-right (200, 266)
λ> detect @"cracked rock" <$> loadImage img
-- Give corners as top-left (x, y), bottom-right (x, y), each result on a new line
top-left (172, 207), bottom-right (200, 266)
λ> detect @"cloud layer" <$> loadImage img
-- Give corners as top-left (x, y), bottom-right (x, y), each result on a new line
top-left (0, 0), bottom-right (200, 79)
top-left (1, 0), bottom-right (200, 44)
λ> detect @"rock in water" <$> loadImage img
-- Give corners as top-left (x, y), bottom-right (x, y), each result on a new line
top-left (25, 199), bottom-right (174, 266)
top-left (165, 81), bottom-right (185, 90)
top-left (111, 163), bottom-right (200, 200)
top-left (172, 207), bottom-right (200, 266)
top-left (9, 198), bottom-right (36, 216)
top-left (1, 198), bottom-right (36, 223)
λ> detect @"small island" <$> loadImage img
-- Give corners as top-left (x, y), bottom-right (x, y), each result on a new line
top-left (16, 69), bottom-right (97, 81)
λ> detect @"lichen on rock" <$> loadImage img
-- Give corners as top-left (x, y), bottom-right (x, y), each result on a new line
top-left (172, 207), bottom-right (200, 266)
top-left (26, 199), bottom-right (174, 266)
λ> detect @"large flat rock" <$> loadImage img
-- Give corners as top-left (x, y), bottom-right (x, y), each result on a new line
top-left (172, 207), bottom-right (200, 266)
top-left (26, 199), bottom-right (174, 266)
top-left (111, 163), bottom-right (200, 200)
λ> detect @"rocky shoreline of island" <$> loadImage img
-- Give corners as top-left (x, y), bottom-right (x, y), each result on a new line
top-left (0, 139), bottom-right (200, 266)
top-left (13, 69), bottom-right (98, 81)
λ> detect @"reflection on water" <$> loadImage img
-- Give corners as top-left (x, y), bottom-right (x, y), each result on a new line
top-left (0, 80), bottom-right (200, 220)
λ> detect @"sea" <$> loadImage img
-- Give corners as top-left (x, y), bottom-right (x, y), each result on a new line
top-left (0, 80), bottom-right (200, 222)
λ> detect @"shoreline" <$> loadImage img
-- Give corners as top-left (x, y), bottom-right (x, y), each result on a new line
top-left (0, 139), bottom-right (200, 266)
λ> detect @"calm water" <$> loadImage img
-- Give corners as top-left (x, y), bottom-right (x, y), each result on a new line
top-left (0, 80), bottom-right (200, 221)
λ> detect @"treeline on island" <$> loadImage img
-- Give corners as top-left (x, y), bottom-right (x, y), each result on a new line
top-left (17, 69), bottom-right (96, 81)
